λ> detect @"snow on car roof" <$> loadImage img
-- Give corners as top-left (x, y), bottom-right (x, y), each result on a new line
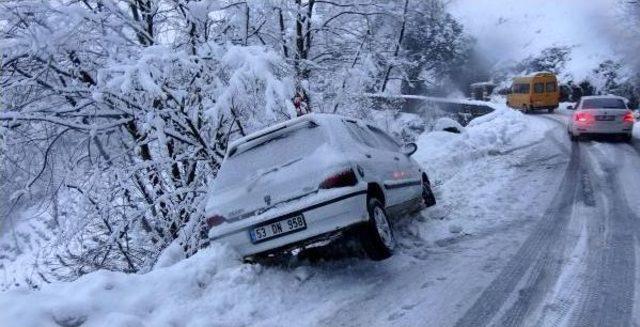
top-left (227, 113), bottom-right (346, 154)
top-left (525, 71), bottom-right (555, 77)
top-left (580, 95), bottom-right (626, 100)
top-left (512, 72), bottom-right (556, 81)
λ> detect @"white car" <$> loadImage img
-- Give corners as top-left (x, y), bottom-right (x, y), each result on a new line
top-left (567, 95), bottom-right (635, 142)
top-left (204, 114), bottom-right (436, 261)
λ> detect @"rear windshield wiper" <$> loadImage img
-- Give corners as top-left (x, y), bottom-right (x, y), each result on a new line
top-left (246, 157), bottom-right (303, 191)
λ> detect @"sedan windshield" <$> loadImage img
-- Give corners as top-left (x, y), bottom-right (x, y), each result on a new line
top-left (582, 98), bottom-right (627, 109)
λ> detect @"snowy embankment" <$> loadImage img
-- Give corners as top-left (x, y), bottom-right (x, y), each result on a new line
top-left (0, 107), bottom-right (554, 327)
top-left (406, 107), bottom-right (552, 240)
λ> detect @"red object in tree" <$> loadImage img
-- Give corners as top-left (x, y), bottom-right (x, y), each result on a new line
top-left (293, 90), bottom-right (310, 117)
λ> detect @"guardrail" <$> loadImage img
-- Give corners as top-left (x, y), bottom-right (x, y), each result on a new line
top-left (363, 93), bottom-right (497, 126)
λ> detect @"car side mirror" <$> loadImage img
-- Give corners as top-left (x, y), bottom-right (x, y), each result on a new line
top-left (567, 105), bottom-right (574, 110)
top-left (401, 143), bottom-right (418, 156)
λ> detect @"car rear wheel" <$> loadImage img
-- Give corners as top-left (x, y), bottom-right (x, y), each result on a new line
top-left (570, 132), bottom-right (578, 142)
top-left (422, 179), bottom-right (436, 207)
top-left (548, 108), bottom-right (554, 113)
top-left (623, 134), bottom-right (632, 143)
top-left (359, 198), bottom-right (395, 261)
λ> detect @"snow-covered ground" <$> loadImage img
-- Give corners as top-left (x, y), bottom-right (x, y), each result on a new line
top-left (3, 103), bottom-right (640, 327)
top-left (0, 106), bottom-right (575, 327)
top-left (0, 206), bottom-right (57, 291)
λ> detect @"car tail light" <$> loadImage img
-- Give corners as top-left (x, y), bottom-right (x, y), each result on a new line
top-left (206, 215), bottom-right (226, 228)
top-left (574, 112), bottom-right (594, 124)
top-left (319, 169), bottom-right (357, 189)
top-left (623, 112), bottom-right (635, 123)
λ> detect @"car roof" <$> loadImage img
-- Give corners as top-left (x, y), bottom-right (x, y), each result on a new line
top-left (513, 71), bottom-right (556, 82)
top-left (227, 113), bottom-right (349, 154)
top-left (580, 95), bottom-right (626, 100)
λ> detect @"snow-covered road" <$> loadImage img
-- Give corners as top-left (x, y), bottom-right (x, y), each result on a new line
top-left (2, 108), bottom-right (640, 327)
top-left (449, 111), bottom-right (640, 327)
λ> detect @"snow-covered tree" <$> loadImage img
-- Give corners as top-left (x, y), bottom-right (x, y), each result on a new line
top-left (1, 0), bottom-right (471, 286)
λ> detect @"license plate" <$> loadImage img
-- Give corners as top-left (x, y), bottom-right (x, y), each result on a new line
top-left (596, 115), bottom-right (615, 121)
top-left (250, 215), bottom-right (306, 243)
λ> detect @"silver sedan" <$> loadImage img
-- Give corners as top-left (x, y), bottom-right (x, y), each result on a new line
top-left (567, 95), bottom-right (635, 142)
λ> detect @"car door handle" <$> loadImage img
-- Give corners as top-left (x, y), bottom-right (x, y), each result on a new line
top-left (365, 154), bottom-right (372, 158)
top-left (394, 157), bottom-right (400, 161)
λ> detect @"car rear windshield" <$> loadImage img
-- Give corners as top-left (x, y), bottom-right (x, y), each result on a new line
top-left (213, 121), bottom-right (326, 191)
top-left (582, 98), bottom-right (627, 109)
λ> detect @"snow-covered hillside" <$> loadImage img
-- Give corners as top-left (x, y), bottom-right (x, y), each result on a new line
top-left (450, 0), bottom-right (620, 80)
top-left (0, 107), bottom-right (568, 327)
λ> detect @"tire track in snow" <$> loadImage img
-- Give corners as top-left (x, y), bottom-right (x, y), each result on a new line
top-left (569, 143), bottom-right (636, 327)
top-left (531, 209), bottom-right (589, 327)
top-left (528, 114), bottom-right (572, 156)
top-left (453, 143), bottom-right (582, 327)
top-left (496, 157), bottom-right (595, 327)
top-left (630, 139), bottom-right (640, 157)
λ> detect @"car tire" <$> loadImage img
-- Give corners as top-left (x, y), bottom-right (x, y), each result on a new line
top-left (623, 134), bottom-right (632, 143)
top-left (570, 132), bottom-right (578, 142)
top-left (359, 198), bottom-right (395, 261)
top-left (548, 108), bottom-right (554, 113)
top-left (422, 179), bottom-right (436, 208)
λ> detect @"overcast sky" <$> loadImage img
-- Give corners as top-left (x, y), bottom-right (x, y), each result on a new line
top-left (448, 0), bottom-right (624, 80)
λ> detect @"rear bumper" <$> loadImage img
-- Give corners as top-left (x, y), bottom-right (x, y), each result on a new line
top-left (532, 105), bottom-right (558, 110)
top-left (571, 122), bottom-right (633, 135)
top-left (209, 189), bottom-right (368, 257)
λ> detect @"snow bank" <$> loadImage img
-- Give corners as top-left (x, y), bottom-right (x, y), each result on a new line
top-left (1, 245), bottom-right (235, 326)
top-left (0, 241), bottom-right (372, 327)
top-left (405, 107), bottom-right (554, 243)
top-left (433, 117), bottom-right (465, 134)
top-left (414, 108), bottom-right (530, 167)
top-left (1, 244), bottom-right (340, 327)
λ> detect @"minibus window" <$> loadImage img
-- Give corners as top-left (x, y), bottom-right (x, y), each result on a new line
top-left (545, 82), bottom-right (556, 92)
top-left (534, 83), bottom-right (544, 93)
top-left (513, 84), bottom-right (523, 94)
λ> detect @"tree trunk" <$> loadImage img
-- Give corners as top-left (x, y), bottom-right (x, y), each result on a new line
top-left (380, 0), bottom-right (409, 92)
